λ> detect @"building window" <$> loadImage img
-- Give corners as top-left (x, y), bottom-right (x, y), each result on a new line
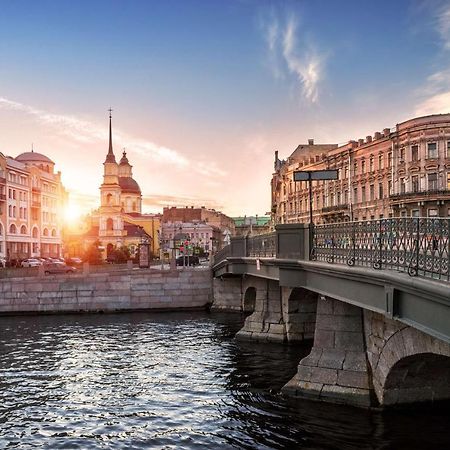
top-left (388, 180), bottom-right (392, 195)
top-left (428, 208), bottom-right (438, 217)
top-left (378, 154), bottom-right (383, 170)
top-left (400, 148), bottom-right (405, 162)
top-left (447, 141), bottom-right (450, 157)
top-left (370, 184), bottom-right (375, 201)
top-left (411, 145), bottom-right (419, 162)
top-left (401, 210), bottom-right (407, 218)
top-left (388, 152), bottom-right (392, 168)
top-left (353, 162), bottom-right (357, 176)
top-left (378, 183), bottom-right (383, 199)
top-left (427, 142), bottom-right (438, 159)
top-left (369, 156), bottom-right (374, 172)
top-left (428, 173), bottom-right (438, 191)
top-left (361, 159), bottom-right (365, 174)
top-left (361, 186), bottom-right (366, 202)
top-left (411, 209), bottom-right (420, 218)
top-left (400, 178), bottom-right (406, 194)
top-left (447, 173), bottom-right (450, 190)
top-left (412, 175), bottom-right (419, 193)
top-left (353, 187), bottom-right (358, 203)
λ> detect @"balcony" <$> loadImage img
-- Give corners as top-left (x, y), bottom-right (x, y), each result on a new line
top-left (321, 204), bottom-right (349, 214)
top-left (0, 176), bottom-right (6, 185)
top-left (390, 189), bottom-right (450, 204)
top-left (0, 193), bottom-right (6, 201)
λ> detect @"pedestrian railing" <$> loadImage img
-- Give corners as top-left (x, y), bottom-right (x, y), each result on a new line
top-left (312, 218), bottom-right (450, 281)
top-left (247, 232), bottom-right (276, 258)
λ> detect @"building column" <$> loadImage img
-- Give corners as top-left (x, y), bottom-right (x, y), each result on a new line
top-left (283, 296), bottom-right (373, 407)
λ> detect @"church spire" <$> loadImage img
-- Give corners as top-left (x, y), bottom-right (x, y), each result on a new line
top-left (105, 108), bottom-right (116, 163)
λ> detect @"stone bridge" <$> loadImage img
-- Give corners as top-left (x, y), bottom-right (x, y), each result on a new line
top-left (212, 223), bottom-right (450, 407)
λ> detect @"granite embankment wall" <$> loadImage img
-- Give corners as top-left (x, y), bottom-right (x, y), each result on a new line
top-left (0, 268), bottom-right (212, 314)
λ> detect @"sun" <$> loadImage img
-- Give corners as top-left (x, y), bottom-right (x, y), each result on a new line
top-left (63, 202), bottom-right (82, 224)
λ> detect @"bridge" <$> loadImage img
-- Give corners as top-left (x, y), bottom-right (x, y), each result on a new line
top-left (212, 218), bottom-right (450, 407)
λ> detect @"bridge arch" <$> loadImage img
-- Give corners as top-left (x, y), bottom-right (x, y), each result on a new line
top-left (371, 323), bottom-right (450, 405)
top-left (243, 286), bottom-right (256, 313)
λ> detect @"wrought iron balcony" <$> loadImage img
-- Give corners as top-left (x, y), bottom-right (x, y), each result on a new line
top-left (390, 189), bottom-right (450, 202)
top-left (321, 204), bottom-right (349, 214)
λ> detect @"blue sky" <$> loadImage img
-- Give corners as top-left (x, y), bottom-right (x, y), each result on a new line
top-left (0, 0), bottom-right (449, 216)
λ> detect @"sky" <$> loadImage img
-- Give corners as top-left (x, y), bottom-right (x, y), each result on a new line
top-left (0, 0), bottom-right (449, 218)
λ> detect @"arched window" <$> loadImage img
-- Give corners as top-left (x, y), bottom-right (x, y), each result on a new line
top-left (51, 229), bottom-right (57, 237)
top-left (8, 205), bottom-right (12, 217)
top-left (13, 206), bottom-right (16, 217)
top-left (20, 225), bottom-right (27, 235)
top-left (9, 224), bottom-right (16, 234)
top-left (32, 227), bottom-right (39, 238)
top-left (19, 207), bottom-right (23, 219)
top-left (106, 218), bottom-right (114, 231)
top-left (43, 228), bottom-right (49, 237)
top-left (106, 193), bottom-right (112, 205)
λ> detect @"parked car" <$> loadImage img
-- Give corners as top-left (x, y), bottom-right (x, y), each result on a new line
top-left (66, 257), bottom-right (83, 266)
top-left (176, 255), bottom-right (200, 266)
top-left (43, 262), bottom-right (77, 275)
top-left (21, 258), bottom-right (42, 268)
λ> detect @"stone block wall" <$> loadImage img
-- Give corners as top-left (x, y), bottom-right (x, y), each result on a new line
top-left (364, 310), bottom-right (450, 405)
top-left (283, 296), bottom-right (373, 407)
top-left (211, 277), bottom-right (242, 311)
top-left (236, 277), bottom-right (287, 342)
top-left (0, 268), bottom-right (212, 315)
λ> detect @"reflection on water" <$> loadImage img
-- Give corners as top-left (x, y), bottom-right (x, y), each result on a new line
top-left (0, 311), bottom-right (449, 449)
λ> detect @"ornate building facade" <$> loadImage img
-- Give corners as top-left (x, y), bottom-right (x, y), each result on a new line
top-left (272, 114), bottom-right (450, 225)
top-left (0, 149), bottom-right (66, 261)
top-left (82, 114), bottom-right (160, 259)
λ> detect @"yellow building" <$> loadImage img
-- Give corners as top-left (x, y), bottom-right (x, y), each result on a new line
top-left (82, 113), bottom-right (160, 260)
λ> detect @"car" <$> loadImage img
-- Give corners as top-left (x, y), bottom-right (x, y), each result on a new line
top-left (43, 262), bottom-right (77, 275)
top-left (66, 257), bottom-right (83, 265)
top-left (176, 255), bottom-right (200, 266)
top-left (21, 258), bottom-right (42, 268)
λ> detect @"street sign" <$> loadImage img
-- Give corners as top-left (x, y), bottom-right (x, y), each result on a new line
top-left (293, 169), bottom-right (339, 227)
top-left (293, 169), bottom-right (338, 181)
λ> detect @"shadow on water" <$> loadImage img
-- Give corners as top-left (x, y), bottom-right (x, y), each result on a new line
top-left (0, 310), bottom-right (449, 449)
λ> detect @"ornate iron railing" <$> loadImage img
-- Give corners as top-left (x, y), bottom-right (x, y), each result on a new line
top-left (312, 218), bottom-right (450, 281)
top-left (212, 245), bottom-right (231, 266)
top-left (247, 232), bottom-right (276, 257)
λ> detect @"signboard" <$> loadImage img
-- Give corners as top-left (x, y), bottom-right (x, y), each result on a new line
top-left (138, 243), bottom-right (150, 268)
top-left (293, 170), bottom-right (338, 181)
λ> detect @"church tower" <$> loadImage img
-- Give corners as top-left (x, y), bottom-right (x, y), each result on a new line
top-left (100, 110), bottom-right (121, 211)
top-left (99, 110), bottom-right (123, 241)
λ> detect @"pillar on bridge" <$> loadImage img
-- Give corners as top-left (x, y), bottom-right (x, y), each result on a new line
top-left (212, 276), bottom-right (243, 311)
top-left (283, 296), bottom-right (373, 407)
top-left (236, 278), bottom-right (287, 342)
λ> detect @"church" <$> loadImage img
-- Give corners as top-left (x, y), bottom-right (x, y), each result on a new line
top-left (81, 113), bottom-right (160, 260)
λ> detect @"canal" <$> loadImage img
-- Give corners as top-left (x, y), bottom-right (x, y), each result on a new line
top-left (0, 311), bottom-right (449, 449)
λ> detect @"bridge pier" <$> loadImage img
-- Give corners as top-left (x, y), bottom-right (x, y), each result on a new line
top-left (283, 296), bottom-right (373, 407)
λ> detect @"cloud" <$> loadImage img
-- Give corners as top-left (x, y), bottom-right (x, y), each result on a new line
top-left (438, 3), bottom-right (450, 49)
top-left (261, 13), bottom-right (326, 103)
top-left (415, 91), bottom-right (450, 116)
top-left (0, 96), bottom-right (226, 177)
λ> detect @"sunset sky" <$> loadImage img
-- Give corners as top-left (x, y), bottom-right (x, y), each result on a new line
top-left (0, 0), bottom-right (449, 218)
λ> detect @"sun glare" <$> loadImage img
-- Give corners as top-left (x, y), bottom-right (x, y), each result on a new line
top-left (64, 202), bottom-right (82, 224)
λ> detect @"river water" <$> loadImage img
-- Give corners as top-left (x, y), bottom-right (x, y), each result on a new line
top-left (0, 311), bottom-right (449, 449)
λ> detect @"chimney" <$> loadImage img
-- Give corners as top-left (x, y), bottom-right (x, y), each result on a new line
top-left (358, 138), bottom-right (364, 146)
top-left (366, 135), bottom-right (372, 143)
top-left (374, 132), bottom-right (381, 140)
top-left (308, 139), bottom-right (314, 145)
top-left (383, 128), bottom-right (390, 137)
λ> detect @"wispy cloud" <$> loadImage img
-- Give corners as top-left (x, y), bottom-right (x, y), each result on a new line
top-left (0, 96), bottom-right (227, 177)
top-left (261, 12), bottom-right (326, 103)
top-left (414, 2), bottom-right (450, 116)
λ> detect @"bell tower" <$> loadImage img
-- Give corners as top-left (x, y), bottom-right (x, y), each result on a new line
top-left (100, 109), bottom-right (121, 211)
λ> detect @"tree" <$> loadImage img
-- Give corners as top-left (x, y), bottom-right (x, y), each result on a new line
top-left (84, 240), bottom-right (103, 265)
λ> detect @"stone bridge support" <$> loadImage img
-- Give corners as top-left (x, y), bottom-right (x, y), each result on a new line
top-left (365, 311), bottom-right (450, 405)
top-left (212, 276), bottom-right (243, 311)
top-left (283, 296), bottom-right (373, 407)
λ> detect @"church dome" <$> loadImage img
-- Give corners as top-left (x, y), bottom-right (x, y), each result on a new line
top-left (119, 176), bottom-right (141, 194)
top-left (16, 151), bottom-right (54, 164)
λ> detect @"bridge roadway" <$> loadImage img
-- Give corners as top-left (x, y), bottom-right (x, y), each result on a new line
top-left (211, 223), bottom-right (450, 407)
